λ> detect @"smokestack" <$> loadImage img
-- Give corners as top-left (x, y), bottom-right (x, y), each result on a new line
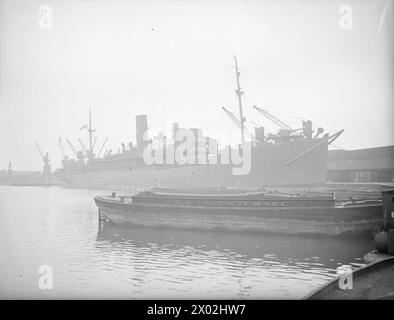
top-left (136, 115), bottom-right (148, 155)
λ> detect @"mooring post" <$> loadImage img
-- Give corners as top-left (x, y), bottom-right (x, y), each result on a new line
top-left (382, 190), bottom-right (394, 255)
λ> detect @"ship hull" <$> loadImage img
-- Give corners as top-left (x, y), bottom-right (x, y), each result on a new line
top-left (94, 196), bottom-right (382, 236)
top-left (59, 139), bottom-right (329, 190)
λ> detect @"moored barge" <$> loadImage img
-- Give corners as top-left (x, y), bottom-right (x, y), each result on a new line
top-left (94, 188), bottom-right (383, 236)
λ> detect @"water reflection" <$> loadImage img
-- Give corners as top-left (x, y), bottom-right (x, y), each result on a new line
top-left (96, 223), bottom-right (373, 299)
top-left (0, 186), bottom-right (374, 299)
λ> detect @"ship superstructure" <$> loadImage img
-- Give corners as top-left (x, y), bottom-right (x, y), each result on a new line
top-left (56, 57), bottom-right (343, 190)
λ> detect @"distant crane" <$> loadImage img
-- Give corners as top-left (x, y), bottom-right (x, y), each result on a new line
top-left (34, 142), bottom-right (51, 179)
top-left (222, 107), bottom-right (253, 138)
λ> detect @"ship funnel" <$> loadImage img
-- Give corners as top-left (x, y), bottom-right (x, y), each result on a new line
top-left (136, 114), bottom-right (148, 155)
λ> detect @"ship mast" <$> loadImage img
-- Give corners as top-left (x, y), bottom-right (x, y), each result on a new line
top-left (234, 55), bottom-right (245, 147)
top-left (88, 108), bottom-right (95, 159)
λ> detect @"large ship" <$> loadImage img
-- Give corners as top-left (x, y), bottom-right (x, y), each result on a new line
top-left (56, 57), bottom-right (343, 190)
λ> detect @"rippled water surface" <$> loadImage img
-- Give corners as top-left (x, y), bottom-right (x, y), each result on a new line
top-left (0, 186), bottom-right (374, 299)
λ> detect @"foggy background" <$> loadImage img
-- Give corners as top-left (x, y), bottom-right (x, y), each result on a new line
top-left (0, 0), bottom-right (392, 171)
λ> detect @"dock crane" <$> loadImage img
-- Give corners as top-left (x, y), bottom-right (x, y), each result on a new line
top-left (35, 142), bottom-right (51, 179)
top-left (222, 107), bottom-right (253, 138)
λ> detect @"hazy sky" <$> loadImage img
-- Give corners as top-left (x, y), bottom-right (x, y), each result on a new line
top-left (0, 0), bottom-right (392, 171)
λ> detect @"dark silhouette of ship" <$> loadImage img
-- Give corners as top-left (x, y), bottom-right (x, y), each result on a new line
top-left (56, 57), bottom-right (343, 190)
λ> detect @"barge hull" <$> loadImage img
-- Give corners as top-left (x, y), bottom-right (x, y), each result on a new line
top-left (95, 197), bottom-right (382, 236)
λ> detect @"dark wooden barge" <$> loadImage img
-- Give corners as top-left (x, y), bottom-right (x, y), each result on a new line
top-left (94, 188), bottom-right (383, 236)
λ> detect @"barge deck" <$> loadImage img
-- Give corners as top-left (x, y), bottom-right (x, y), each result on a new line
top-left (94, 189), bottom-right (383, 236)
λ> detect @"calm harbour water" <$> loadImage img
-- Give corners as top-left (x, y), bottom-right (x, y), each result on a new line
top-left (0, 186), bottom-right (374, 299)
